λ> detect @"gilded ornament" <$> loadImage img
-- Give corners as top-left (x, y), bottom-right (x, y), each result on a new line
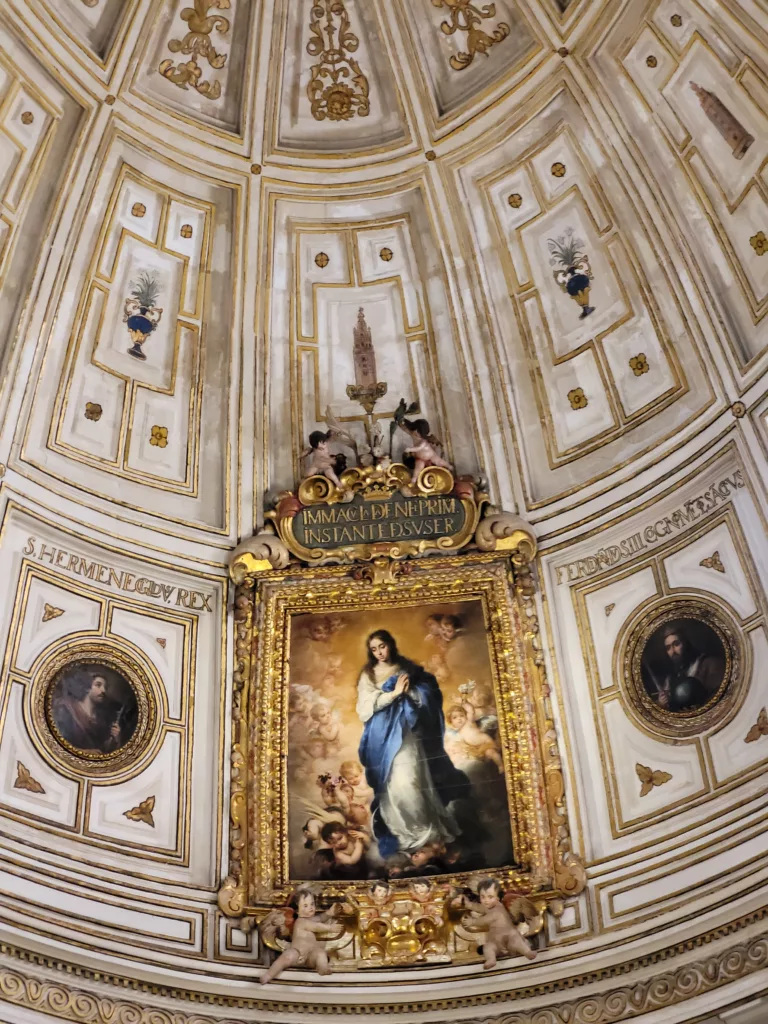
top-left (156, 637), bottom-right (167, 648)
top-left (84, 402), bottom-right (102, 421)
top-left (180, 224), bottom-right (193, 238)
top-left (567, 387), bottom-right (588, 410)
top-left (14, 762), bottom-right (45, 794)
top-left (605, 603), bottom-right (615, 616)
top-left (306, 0), bottom-right (370, 122)
top-left (130, 203), bottom-right (146, 218)
top-left (629, 353), bottom-right (649, 376)
top-left (551, 161), bottom-right (567, 177)
top-left (431, 0), bottom-right (510, 71)
top-left (314, 251), bottom-right (330, 268)
top-left (646, 54), bottom-right (658, 68)
top-left (507, 192), bottom-right (523, 208)
top-left (379, 247), bottom-right (393, 262)
top-left (745, 708), bottom-right (768, 743)
top-left (149, 425), bottom-right (168, 448)
top-left (699, 550), bottom-right (725, 573)
top-left (123, 795), bottom-right (156, 827)
top-left (20, 111), bottom-right (33, 125)
top-left (750, 231), bottom-right (768, 256)
top-left (159, 0), bottom-right (231, 101)
top-left (731, 401), bottom-right (747, 418)
top-left (671, 13), bottom-right (683, 26)
top-left (636, 763), bottom-right (672, 797)
top-left (42, 603), bottom-right (64, 623)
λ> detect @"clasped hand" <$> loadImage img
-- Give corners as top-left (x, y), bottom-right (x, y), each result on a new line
top-left (393, 672), bottom-right (410, 696)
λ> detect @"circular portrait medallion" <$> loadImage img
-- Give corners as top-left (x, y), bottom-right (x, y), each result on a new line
top-left (33, 642), bottom-right (158, 775)
top-left (623, 599), bottom-right (742, 737)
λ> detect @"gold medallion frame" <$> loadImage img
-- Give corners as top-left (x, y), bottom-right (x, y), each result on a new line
top-left (219, 548), bottom-right (585, 920)
top-left (621, 596), bottom-right (743, 739)
top-left (30, 639), bottom-right (159, 778)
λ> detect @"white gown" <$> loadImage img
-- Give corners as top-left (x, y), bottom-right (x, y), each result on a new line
top-left (357, 662), bottom-right (458, 852)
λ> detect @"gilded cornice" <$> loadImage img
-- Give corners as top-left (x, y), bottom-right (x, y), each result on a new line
top-left (0, 908), bottom-right (767, 1019)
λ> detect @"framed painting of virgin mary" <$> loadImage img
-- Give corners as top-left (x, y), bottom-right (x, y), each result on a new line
top-left (228, 550), bottom-right (583, 918)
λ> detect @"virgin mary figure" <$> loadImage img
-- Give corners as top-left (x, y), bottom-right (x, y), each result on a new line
top-left (357, 630), bottom-right (471, 858)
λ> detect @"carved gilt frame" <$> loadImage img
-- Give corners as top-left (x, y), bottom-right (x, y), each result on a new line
top-left (219, 541), bottom-right (584, 918)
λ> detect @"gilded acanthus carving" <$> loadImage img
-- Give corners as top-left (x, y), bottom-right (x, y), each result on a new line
top-left (229, 532), bottom-right (290, 585)
top-left (306, 0), bottom-right (370, 122)
top-left (474, 511), bottom-right (537, 560)
top-left (217, 580), bottom-right (255, 917)
top-left (431, 0), bottom-right (510, 71)
top-left (159, 0), bottom-right (231, 100)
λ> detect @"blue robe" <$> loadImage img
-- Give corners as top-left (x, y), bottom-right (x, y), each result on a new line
top-left (358, 661), bottom-right (471, 856)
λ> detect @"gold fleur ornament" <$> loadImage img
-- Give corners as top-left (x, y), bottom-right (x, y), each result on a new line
top-left (507, 193), bottom-right (523, 209)
top-left (379, 247), bottom-right (394, 262)
top-left (84, 402), bottom-right (102, 421)
top-left (629, 353), bottom-right (649, 376)
top-left (307, 0), bottom-right (370, 122)
top-left (745, 708), bottom-right (768, 743)
top-left (14, 762), bottom-right (45, 794)
top-left (568, 387), bottom-right (588, 410)
top-left (42, 604), bottom-right (64, 623)
top-left (149, 425), bottom-right (169, 448)
top-left (159, 0), bottom-right (231, 100)
top-left (551, 161), bottom-right (567, 178)
top-left (750, 231), bottom-right (768, 256)
top-left (636, 763), bottom-right (672, 797)
top-left (431, 0), bottom-right (510, 71)
top-left (124, 795), bottom-right (156, 827)
top-left (700, 551), bottom-right (725, 573)
top-left (314, 251), bottom-right (330, 269)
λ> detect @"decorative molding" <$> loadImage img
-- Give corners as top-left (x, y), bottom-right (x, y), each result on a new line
top-left (123, 796), bottom-right (155, 827)
top-left (229, 532), bottom-right (290, 586)
top-left (306, 0), bottom-right (370, 122)
top-left (431, 0), bottom-right (510, 71)
top-left (0, 917), bottom-right (766, 1019)
top-left (474, 512), bottom-right (537, 560)
top-left (636, 763), bottom-right (672, 797)
top-left (159, 0), bottom-right (231, 100)
top-left (13, 762), bottom-right (44, 794)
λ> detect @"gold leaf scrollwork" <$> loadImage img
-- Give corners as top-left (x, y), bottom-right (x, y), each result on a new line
top-left (306, 0), bottom-right (370, 122)
top-left (159, 0), bottom-right (231, 101)
top-left (431, 0), bottom-right (510, 71)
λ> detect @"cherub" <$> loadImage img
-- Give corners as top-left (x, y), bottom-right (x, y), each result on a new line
top-left (408, 878), bottom-right (449, 924)
top-left (259, 888), bottom-right (341, 984)
top-left (458, 680), bottom-right (498, 735)
top-left (445, 705), bottom-right (503, 771)
top-left (319, 821), bottom-right (371, 874)
top-left (309, 704), bottom-right (340, 749)
top-left (303, 430), bottom-right (346, 489)
top-left (456, 879), bottom-right (537, 970)
top-left (288, 688), bottom-right (314, 743)
top-left (400, 842), bottom-right (444, 877)
top-left (339, 760), bottom-right (374, 824)
top-left (398, 418), bottom-right (452, 484)
top-left (423, 614), bottom-right (444, 644)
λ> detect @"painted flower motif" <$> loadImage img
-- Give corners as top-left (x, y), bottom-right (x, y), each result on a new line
top-left (567, 387), bottom-right (588, 410)
top-left (84, 402), bottom-right (102, 421)
top-left (629, 353), bottom-right (650, 376)
top-left (750, 231), bottom-right (768, 256)
top-left (150, 425), bottom-right (168, 448)
top-left (507, 193), bottom-right (523, 209)
top-left (551, 162), bottom-right (567, 178)
top-left (324, 83), bottom-right (355, 121)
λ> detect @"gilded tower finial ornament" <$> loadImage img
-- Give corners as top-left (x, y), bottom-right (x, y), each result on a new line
top-left (431, 0), bottom-right (510, 71)
top-left (306, 0), bottom-right (370, 122)
top-left (159, 0), bottom-right (231, 101)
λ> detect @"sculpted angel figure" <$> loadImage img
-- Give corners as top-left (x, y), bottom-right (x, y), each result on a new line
top-left (398, 418), bottom-right (452, 484)
top-left (259, 888), bottom-right (341, 984)
top-left (302, 430), bottom-right (346, 489)
top-left (455, 879), bottom-right (537, 970)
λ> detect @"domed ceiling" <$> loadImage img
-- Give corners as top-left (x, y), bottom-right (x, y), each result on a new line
top-left (0, 0), bottom-right (766, 1021)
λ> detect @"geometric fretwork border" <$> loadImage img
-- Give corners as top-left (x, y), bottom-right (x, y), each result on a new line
top-left (1, 911), bottom-right (768, 1020)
